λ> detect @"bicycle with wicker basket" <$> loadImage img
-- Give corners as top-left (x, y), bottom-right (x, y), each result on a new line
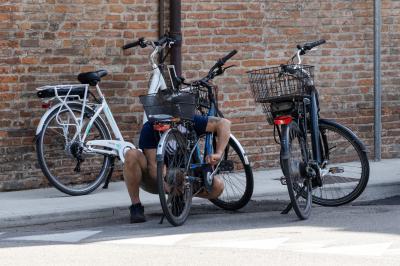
top-left (140, 50), bottom-right (254, 226)
top-left (248, 40), bottom-right (369, 219)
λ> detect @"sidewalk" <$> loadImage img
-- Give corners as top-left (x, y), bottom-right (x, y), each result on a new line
top-left (0, 159), bottom-right (399, 229)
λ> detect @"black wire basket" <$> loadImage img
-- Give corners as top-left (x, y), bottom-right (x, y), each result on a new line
top-left (194, 86), bottom-right (213, 115)
top-left (247, 64), bottom-right (315, 103)
top-left (139, 90), bottom-right (197, 121)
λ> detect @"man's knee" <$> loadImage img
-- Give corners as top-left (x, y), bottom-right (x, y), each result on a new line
top-left (124, 149), bottom-right (142, 169)
top-left (220, 118), bottom-right (231, 127)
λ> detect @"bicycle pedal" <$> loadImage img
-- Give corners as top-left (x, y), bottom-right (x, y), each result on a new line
top-left (280, 176), bottom-right (287, 185)
top-left (329, 167), bottom-right (344, 174)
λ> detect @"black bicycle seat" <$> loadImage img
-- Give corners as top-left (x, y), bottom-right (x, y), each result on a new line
top-left (77, 69), bottom-right (108, 86)
top-left (148, 114), bottom-right (174, 123)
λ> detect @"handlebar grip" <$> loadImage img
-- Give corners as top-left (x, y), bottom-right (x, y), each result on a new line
top-left (122, 41), bottom-right (139, 50)
top-left (303, 39), bottom-right (326, 50)
top-left (221, 49), bottom-right (237, 64)
top-left (122, 37), bottom-right (145, 50)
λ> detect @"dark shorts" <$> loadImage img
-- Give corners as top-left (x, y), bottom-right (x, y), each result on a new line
top-left (139, 115), bottom-right (209, 150)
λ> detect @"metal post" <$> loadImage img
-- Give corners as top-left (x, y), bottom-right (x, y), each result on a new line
top-left (159, 0), bottom-right (164, 37)
top-left (374, 0), bottom-right (382, 161)
top-left (159, 0), bottom-right (165, 60)
top-left (170, 0), bottom-right (182, 76)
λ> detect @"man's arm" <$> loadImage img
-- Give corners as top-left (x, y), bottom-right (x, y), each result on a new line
top-left (205, 117), bottom-right (231, 164)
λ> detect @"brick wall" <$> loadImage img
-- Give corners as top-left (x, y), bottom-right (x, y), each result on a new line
top-left (0, 0), bottom-right (399, 191)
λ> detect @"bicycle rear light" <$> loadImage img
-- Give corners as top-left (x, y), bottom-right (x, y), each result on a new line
top-left (153, 123), bottom-right (171, 131)
top-left (273, 115), bottom-right (293, 125)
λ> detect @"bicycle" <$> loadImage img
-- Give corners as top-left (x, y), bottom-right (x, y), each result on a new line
top-left (137, 49), bottom-right (254, 226)
top-left (247, 40), bottom-right (370, 220)
top-left (35, 35), bottom-right (177, 195)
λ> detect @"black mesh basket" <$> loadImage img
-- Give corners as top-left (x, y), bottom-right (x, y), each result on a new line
top-left (247, 64), bottom-right (315, 103)
top-left (139, 90), bottom-right (197, 121)
top-left (194, 86), bottom-right (212, 115)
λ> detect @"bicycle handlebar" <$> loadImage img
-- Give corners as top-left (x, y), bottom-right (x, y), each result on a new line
top-left (122, 37), bottom-right (145, 50)
top-left (303, 39), bottom-right (326, 50)
top-left (122, 34), bottom-right (177, 50)
top-left (296, 39), bottom-right (326, 56)
top-left (221, 49), bottom-right (237, 64)
top-left (291, 39), bottom-right (326, 63)
top-left (208, 50), bottom-right (237, 76)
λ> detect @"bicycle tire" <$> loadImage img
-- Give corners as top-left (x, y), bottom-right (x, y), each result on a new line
top-left (312, 119), bottom-right (369, 206)
top-left (210, 137), bottom-right (254, 211)
top-left (281, 122), bottom-right (312, 220)
top-left (157, 128), bottom-right (193, 226)
top-left (36, 103), bottom-right (112, 196)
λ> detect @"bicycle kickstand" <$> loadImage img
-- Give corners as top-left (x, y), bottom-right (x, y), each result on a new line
top-left (281, 202), bottom-right (292, 214)
top-left (159, 214), bottom-right (165, 224)
top-left (103, 157), bottom-right (115, 189)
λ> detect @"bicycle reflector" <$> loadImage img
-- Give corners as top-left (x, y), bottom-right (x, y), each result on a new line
top-left (274, 115), bottom-right (293, 125)
top-left (41, 102), bottom-right (51, 109)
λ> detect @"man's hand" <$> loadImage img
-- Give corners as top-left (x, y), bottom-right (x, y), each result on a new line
top-left (206, 152), bottom-right (223, 165)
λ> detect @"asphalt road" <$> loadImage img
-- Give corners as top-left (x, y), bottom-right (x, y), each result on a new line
top-left (1, 197), bottom-right (400, 266)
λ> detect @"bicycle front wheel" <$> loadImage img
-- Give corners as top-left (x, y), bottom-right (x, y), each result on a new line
top-left (312, 119), bottom-right (369, 206)
top-left (280, 122), bottom-right (312, 220)
top-left (210, 137), bottom-right (254, 211)
top-left (157, 128), bottom-right (193, 226)
top-left (36, 103), bottom-right (112, 196)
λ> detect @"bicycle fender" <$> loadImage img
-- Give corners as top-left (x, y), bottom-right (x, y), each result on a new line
top-left (230, 134), bottom-right (250, 165)
top-left (319, 119), bottom-right (368, 153)
top-left (156, 128), bottom-right (173, 162)
top-left (280, 124), bottom-right (291, 160)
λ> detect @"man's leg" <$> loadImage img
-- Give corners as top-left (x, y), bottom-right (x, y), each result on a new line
top-left (123, 149), bottom-right (149, 223)
top-left (123, 149), bottom-right (147, 205)
top-left (195, 175), bottom-right (224, 199)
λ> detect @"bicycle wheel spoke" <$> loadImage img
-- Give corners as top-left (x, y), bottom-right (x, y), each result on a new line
top-left (312, 122), bottom-right (369, 206)
top-left (157, 129), bottom-right (192, 226)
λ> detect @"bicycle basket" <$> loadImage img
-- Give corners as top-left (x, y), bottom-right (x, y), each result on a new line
top-left (139, 90), bottom-right (197, 121)
top-left (247, 64), bottom-right (314, 103)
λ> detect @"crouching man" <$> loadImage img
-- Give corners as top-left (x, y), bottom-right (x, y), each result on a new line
top-left (123, 115), bottom-right (231, 223)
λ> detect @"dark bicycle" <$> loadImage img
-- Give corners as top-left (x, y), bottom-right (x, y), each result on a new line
top-left (248, 40), bottom-right (369, 220)
top-left (140, 50), bottom-right (254, 226)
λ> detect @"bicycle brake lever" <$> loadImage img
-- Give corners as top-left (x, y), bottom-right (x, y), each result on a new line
top-left (222, 65), bottom-right (236, 71)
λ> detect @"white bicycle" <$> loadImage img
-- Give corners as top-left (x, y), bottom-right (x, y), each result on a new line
top-left (35, 35), bottom-right (176, 195)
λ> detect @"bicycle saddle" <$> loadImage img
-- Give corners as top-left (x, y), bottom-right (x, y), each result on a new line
top-left (148, 114), bottom-right (174, 123)
top-left (77, 69), bottom-right (108, 86)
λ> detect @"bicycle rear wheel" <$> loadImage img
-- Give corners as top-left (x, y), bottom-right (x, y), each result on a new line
top-left (281, 122), bottom-right (312, 220)
top-left (157, 128), bottom-right (192, 226)
top-left (210, 137), bottom-right (254, 210)
top-left (36, 103), bottom-right (112, 196)
top-left (312, 119), bottom-right (369, 206)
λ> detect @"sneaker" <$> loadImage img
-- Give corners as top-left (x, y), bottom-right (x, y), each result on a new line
top-left (129, 203), bottom-right (146, 223)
